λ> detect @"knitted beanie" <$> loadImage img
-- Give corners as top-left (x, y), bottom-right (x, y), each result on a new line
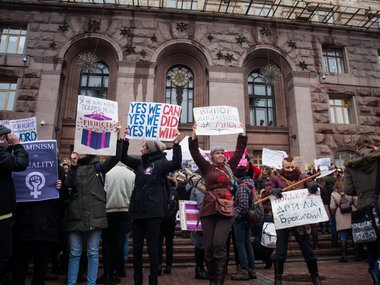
top-left (0, 125), bottom-right (11, 136)
top-left (145, 140), bottom-right (166, 153)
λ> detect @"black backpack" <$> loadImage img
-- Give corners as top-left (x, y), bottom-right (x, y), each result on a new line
top-left (339, 193), bottom-right (352, 214)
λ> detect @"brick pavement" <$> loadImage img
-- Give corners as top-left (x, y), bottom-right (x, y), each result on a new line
top-left (45, 259), bottom-right (372, 285)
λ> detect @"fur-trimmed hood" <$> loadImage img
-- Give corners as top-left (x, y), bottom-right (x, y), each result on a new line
top-left (344, 149), bottom-right (380, 173)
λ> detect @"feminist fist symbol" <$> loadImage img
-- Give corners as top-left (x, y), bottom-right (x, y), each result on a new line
top-left (26, 172), bottom-right (46, 199)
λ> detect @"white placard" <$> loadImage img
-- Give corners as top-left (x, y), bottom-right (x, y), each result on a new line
top-left (0, 117), bottom-right (37, 142)
top-left (314, 157), bottom-right (331, 171)
top-left (193, 105), bottom-right (243, 135)
top-left (74, 96), bottom-right (118, 156)
top-left (262, 148), bottom-right (288, 169)
top-left (270, 188), bottom-right (329, 230)
top-left (127, 102), bottom-right (181, 141)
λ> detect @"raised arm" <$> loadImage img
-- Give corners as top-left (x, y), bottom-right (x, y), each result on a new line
top-left (227, 134), bottom-right (248, 172)
top-left (188, 124), bottom-right (210, 174)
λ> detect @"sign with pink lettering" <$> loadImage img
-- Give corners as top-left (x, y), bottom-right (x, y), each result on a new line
top-left (127, 102), bottom-right (181, 141)
top-left (74, 96), bottom-right (118, 156)
top-left (270, 188), bottom-right (329, 230)
top-left (193, 106), bottom-right (243, 135)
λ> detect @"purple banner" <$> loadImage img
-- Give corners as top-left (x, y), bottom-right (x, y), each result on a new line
top-left (13, 140), bottom-right (59, 202)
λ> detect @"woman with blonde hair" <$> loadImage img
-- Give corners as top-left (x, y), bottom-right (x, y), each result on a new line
top-left (330, 177), bottom-right (357, 262)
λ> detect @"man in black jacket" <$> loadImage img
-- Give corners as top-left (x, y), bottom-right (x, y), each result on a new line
top-left (0, 125), bottom-right (29, 280)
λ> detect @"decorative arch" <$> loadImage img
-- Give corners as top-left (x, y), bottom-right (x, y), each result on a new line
top-left (57, 35), bottom-right (120, 157)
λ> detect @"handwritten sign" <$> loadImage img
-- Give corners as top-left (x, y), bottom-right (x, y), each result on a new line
top-left (74, 96), bottom-right (118, 156)
top-left (0, 117), bottom-right (37, 142)
top-left (179, 200), bottom-right (202, 231)
top-left (193, 106), bottom-right (243, 135)
top-left (314, 157), bottom-right (331, 171)
top-left (262, 148), bottom-right (288, 169)
top-left (270, 188), bottom-right (329, 229)
top-left (127, 102), bottom-right (181, 141)
top-left (13, 140), bottom-right (58, 202)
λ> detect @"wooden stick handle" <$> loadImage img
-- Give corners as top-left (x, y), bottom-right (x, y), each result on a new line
top-left (254, 172), bottom-right (321, 205)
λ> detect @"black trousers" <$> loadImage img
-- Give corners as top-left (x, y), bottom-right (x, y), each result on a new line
top-left (158, 217), bottom-right (176, 267)
top-left (273, 227), bottom-right (317, 262)
top-left (12, 241), bottom-right (52, 285)
top-left (132, 218), bottom-right (162, 280)
top-left (102, 212), bottom-right (128, 276)
top-left (0, 219), bottom-right (13, 278)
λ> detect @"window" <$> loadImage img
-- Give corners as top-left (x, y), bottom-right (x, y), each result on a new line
top-left (166, 66), bottom-right (194, 123)
top-left (334, 150), bottom-right (356, 168)
top-left (78, 62), bottom-right (109, 99)
top-left (251, 151), bottom-right (262, 167)
top-left (322, 47), bottom-right (345, 74)
top-left (0, 27), bottom-right (26, 54)
top-left (317, 10), bottom-right (333, 24)
top-left (329, 97), bottom-right (353, 124)
top-left (247, 3), bottom-right (274, 16)
top-left (0, 82), bottom-right (17, 111)
top-left (166, 0), bottom-right (198, 9)
top-left (248, 69), bottom-right (275, 126)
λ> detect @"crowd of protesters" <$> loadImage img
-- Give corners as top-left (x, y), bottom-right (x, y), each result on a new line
top-left (0, 121), bottom-right (379, 285)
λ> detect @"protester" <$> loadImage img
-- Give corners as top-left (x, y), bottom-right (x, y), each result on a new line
top-left (263, 156), bottom-right (322, 285)
top-left (330, 177), bottom-right (357, 263)
top-left (158, 173), bottom-right (179, 275)
top-left (230, 165), bottom-right (257, 281)
top-left (0, 125), bottom-right (28, 283)
top-left (97, 161), bottom-right (136, 284)
top-left (344, 135), bottom-right (380, 284)
top-left (188, 124), bottom-right (247, 285)
top-left (64, 123), bottom-right (124, 285)
top-left (122, 130), bottom-right (182, 285)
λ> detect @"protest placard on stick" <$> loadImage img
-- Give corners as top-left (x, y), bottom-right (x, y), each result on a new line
top-left (193, 105), bottom-right (243, 135)
top-left (127, 101), bottom-right (181, 141)
top-left (179, 200), bottom-right (202, 231)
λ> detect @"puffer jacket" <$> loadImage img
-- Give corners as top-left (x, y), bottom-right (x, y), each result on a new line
top-left (0, 144), bottom-right (29, 218)
top-left (344, 149), bottom-right (380, 210)
top-left (122, 141), bottom-right (182, 220)
top-left (64, 140), bottom-right (125, 232)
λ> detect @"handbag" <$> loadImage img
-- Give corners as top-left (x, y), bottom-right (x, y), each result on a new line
top-left (209, 191), bottom-right (235, 217)
top-left (352, 202), bottom-right (380, 244)
top-left (261, 222), bottom-right (277, 248)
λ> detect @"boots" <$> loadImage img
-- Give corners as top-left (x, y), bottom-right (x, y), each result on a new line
top-left (195, 248), bottom-right (209, 280)
top-left (306, 260), bottom-right (322, 285)
top-left (214, 257), bottom-right (227, 285)
top-left (149, 275), bottom-right (157, 285)
top-left (273, 261), bottom-right (284, 285)
top-left (133, 275), bottom-right (143, 285)
top-left (205, 259), bottom-right (216, 285)
top-left (369, 268), bottom-right (380, 285)
top-left (339, 240), bottom-right (348, 262)
top-left (230, 268), bottom-right (249, 280)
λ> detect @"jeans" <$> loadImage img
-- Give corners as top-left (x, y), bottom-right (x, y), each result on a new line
top-left (67, 230), bottom-right (102, 285)
top-left (233, 221), bottom-right (255, 270)
top-left (338, 230), bottom-right (350, 241)
top-left (0, 219), bottom-right (13, 276)
top-left (124, 231), bottom-right (132, 261)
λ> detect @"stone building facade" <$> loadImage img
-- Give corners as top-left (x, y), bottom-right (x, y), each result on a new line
top-left (0, 0), bottom-right (379, 167)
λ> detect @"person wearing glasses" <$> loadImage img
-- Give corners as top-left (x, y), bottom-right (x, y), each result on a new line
top-left (262, 156), bottom-right (322, 285)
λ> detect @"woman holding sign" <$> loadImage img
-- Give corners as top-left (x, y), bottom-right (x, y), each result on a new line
top-left (122, 129), bottom-right (182, 285)
top-left (188, 124), bottom-right (247, 285)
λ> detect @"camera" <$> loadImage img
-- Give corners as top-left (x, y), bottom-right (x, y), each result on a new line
top-left (40, 120), bottom-right (46, 126)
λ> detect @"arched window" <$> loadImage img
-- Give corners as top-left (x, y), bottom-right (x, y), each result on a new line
top-left (78, 61), bottom-right (109, 99)
top-left (248, 70), bottom-right (276, 126)
top-left (334, 150), bottom-right (357, 168)
top-left (166, 65), bottom-right (194, 123)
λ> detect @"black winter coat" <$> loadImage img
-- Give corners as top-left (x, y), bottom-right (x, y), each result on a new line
top-left (123, 142), bottom-right (182, 220)
top-left (0, 144), bottom-right (28, 217)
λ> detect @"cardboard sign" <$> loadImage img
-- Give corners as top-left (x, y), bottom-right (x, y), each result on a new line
top-left (0, 117), bottom-right (37, 142)
top-left (74, 96), bottom-right (118, 156)
top-left (270, 188), bottom-right (329, 230)
top-left (193, 105), bottom-right (243, 135)
top-left (127, 102), bottom-right (181, 141)
top-left (13, 140), bottom-right (58, 202)
top-left (262, 148), bottom-right (288, 169)
top-left (179, 200), bottom-right (202, 231)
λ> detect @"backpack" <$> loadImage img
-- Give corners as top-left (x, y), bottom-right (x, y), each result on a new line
top-left (246, 186), bottom-right (264, 223)
top-left (339, 193), bottom-right (352, 214)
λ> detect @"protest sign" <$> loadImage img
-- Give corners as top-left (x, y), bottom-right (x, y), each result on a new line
top-left (193, 105), bottom-right (243, 135)
top-left (314, 157), bottom-right (331, 171)
top-left (127, 102), bottom-right (181, 141)
top-left (270, 188), bottom-right (329, 230)
top-left (74, 96), bottom-right (118, 156)
top-left (0, 117), bottom-right (37, 142)
top-left (179, 200), bottom-right (202, 231)
top-left (13, 140), bottom-right (58, 202)
top-left (262, 148), bottom-right (288, 169)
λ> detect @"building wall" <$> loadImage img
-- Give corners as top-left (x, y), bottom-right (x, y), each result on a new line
top-left (0, 2), bottom-right (379, 165)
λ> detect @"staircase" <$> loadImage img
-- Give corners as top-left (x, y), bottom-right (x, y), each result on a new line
top-left (124, 227), bottom-right (351, 267)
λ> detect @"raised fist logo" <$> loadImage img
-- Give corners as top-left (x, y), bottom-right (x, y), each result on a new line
top-left (26, 172), bottom-right (46, 199)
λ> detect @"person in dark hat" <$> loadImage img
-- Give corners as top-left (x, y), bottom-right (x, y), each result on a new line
top-left (0, 124), bottom-right (29, 282)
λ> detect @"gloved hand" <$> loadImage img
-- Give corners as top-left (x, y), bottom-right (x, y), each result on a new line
top-left (270, 188), bottom-right (283, 199)
top-left (308, 182), bottom-right (320, 194)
